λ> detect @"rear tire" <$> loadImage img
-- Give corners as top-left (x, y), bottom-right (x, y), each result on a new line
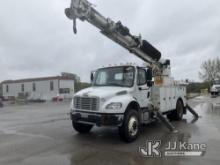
top-left (72, 121), bottom-right (93, 134)
top-left (119, 109), bottom-right (140, 142)
top-left (175, 100), bottom-right (184, 120)
top-left (167, 100), bottom-right (184, 121)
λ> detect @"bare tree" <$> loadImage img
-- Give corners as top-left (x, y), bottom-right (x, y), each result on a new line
top-left (199, 57), bottom-right (220, 81)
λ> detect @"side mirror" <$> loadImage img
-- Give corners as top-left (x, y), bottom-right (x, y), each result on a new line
top-left (146, 68), bottom-right (153, 87)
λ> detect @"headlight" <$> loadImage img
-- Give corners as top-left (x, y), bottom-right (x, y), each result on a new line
top-left (106, 102), bottom-right (122, 110)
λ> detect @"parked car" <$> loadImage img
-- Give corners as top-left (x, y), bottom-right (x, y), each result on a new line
top-left (52, 96), bottom-right (64, 102)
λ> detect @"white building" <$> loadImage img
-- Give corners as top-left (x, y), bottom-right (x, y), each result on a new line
top-left (2, 76), bottom-right (75, 101)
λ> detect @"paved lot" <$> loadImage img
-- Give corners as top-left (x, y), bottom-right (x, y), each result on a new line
top-left (0, 96), bottom-right (220, 165)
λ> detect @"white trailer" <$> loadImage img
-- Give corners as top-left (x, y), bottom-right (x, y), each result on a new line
top-left (65, 0), bottom-right (198, 142)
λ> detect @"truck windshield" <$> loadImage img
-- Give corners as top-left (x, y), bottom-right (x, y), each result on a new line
top-left (213, 80), bottom-right (220, 85)
top-left (93, 66), bottom-right (135, 87)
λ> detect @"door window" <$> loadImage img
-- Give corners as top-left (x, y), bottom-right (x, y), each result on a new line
top-left (138, 69), bottom-right (147, 86)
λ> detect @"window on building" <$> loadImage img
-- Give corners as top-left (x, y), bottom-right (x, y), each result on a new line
top-left (59, 88), bottom-right (70, 94)
top-left (50, 81), bottom-right (54, 91)
top-left (21, 84), bottom-right (24, 92)
top-left (6, 85), bottom-right (9, 93)
top-left (33, 83), bottom-right (36, 91)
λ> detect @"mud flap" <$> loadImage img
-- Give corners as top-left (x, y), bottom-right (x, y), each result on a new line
top-left (156, 112), bottom-right (178, 133)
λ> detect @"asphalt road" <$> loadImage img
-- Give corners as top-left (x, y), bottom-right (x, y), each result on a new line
top-left (0, 95), bottom-right (220, 165)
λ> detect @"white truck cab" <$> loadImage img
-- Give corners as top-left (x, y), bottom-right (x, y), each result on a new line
top-left (211, 79), bottom-right (220, 96)
top-left (70, 65), bottom-right (187, 142)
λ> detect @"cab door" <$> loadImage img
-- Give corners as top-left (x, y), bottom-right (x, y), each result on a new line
top-left (135, 68), bottom-right (150, 108)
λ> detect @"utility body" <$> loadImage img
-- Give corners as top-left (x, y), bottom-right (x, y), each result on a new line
top-left (65, 0), bottom-right (196, 142)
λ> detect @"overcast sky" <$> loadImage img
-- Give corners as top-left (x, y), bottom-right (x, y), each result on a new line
top-left (0, 0), bottom-right (219, 82)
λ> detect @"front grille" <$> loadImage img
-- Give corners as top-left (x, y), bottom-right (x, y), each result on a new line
top-left (74, 96), bottom-right (99, 111)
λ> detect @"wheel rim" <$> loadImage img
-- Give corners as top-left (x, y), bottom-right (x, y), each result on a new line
top-left (128, 116), bottom-right (138, 136)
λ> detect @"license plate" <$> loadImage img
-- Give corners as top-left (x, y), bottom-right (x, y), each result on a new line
top-left (81, 113), bottom-right (89, 118)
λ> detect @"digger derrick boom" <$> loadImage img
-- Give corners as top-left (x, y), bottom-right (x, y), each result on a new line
top-left (65, 0), bottom-right (169, 70)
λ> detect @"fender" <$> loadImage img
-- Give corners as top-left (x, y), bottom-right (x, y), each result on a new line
top-left (125, 101), bottom-right (141, 114)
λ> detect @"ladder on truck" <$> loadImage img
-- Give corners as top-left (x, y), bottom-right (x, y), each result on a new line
top-left (65, 0), bottom-right (199, 132)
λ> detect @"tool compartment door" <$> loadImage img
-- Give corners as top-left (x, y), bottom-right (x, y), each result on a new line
top-left (152, 86), bottom-right (168, 112)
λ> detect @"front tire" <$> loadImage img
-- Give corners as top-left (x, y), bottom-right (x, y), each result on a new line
top-left (72, 121), bottom-right (93, 134)
top-left (119, 109), bottom-right (140, 142)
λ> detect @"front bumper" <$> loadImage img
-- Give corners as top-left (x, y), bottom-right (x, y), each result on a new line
top-left (70, 111), bottom-right (124, 126)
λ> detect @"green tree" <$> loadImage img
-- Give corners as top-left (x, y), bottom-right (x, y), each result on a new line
top-left (199, 57), bottom-right (220, 81)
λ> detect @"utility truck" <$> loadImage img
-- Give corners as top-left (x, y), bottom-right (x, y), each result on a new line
top-left (65, 0), bottom-right (198, 142)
